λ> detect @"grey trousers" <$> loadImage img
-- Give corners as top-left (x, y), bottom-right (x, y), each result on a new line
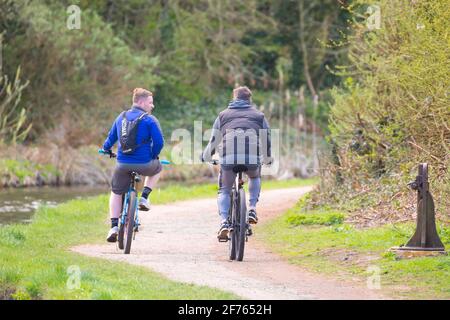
top-left (218, 165), bottom-right (261, 221)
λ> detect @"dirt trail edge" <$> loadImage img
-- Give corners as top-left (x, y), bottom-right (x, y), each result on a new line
top-left (72, 187), bottom-right (386, 300)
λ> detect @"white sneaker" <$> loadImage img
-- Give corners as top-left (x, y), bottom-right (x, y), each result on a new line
top-left (138, 197), bottom-right (151, 211)
top-left (107, 226), bottom-right (119, 243)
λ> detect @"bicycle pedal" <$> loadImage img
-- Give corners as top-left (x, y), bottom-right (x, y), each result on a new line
top-left (217, 237), bottom-right (228, 243)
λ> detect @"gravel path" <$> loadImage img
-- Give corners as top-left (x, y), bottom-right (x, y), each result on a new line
top-left (72, 187), bottom-right (386, 300)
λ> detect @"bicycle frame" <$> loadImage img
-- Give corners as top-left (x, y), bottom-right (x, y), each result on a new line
top-left (229, 171), bottom-right (244, 227)
top-left (119, 173), bottom-right (140, 241)
top-left (231, 171), bottom-right (245, 214)
top-left (228, 169), bottom-right (250, 261)
top-left (120, 187), bottom-right (139, 231)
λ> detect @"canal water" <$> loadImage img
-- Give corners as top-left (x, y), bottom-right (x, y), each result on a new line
top-left (0, 186), bottom-right (108, 225)
top-left (0, 179), bottom-right (184, 226)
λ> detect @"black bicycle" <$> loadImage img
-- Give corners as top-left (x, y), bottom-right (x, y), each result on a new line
top-left (210, 160), bottom-right (252, 262)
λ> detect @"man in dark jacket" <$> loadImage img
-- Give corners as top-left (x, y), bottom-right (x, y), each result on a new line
top-left (102, 88), bottom-right (164, 242)
top-left (202, 86), bottom-right (272, 239)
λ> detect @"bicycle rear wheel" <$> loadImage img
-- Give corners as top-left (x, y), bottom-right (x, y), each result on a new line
top-left (236, 188), bottom-right (247, 261)
top-left (118, 194), bottom-right (125, 250)
top-left (228, 190), bottom-right (237, 261)
top-left (123, 191), bottom-right (137, 254)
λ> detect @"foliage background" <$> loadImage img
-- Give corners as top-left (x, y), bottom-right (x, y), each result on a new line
top-left (0, 0), bottom-right (348, 143)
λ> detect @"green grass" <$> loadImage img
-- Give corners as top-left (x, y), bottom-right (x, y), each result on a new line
top-left (257, 196), bottom-right (450, 299)
top-left (286, 211), bottom-right (345, 226)
top-left (0, 178), bottom-right (316, 300)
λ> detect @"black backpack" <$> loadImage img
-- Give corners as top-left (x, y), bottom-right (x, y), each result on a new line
top-left (119, 111), bottom-right (149, 154)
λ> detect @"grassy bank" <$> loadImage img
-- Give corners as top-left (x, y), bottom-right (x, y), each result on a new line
top-left (0, 178), bottom-right (315, 300)
top-left (153, 177), bottom-right (317, 203)
top-left (0, 158), bottom-right (60, 187)
top-left (257, 196), bottom-right (450, 299)
top-left (0, 196), bottom-right (240, 300)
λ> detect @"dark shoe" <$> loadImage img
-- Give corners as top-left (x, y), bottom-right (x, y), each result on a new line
top-left (217, 221), bottom-right (230, 240)
top-left (248, 209), bottom-right (258, 224)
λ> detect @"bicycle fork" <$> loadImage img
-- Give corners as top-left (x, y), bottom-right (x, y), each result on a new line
top-left (133, 198), bottom-right (140, 240)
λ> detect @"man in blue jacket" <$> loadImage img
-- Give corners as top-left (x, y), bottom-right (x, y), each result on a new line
top-left (102, 88), bottom-right (164, 242)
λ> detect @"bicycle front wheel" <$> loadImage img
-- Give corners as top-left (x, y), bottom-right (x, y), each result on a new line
top-left (123, 191), bottom-right (137, 254)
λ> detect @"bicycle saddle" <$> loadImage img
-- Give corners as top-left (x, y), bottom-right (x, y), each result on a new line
top-left (232, 165), bottom-right (249, 173)
top-left (131, 172), bottom-right (141, 182)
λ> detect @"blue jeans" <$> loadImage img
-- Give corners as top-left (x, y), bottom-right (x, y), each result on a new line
top-left (217, 165), bottom-right (261, 221)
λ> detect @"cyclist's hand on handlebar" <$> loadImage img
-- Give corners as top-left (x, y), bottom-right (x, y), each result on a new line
top-left (200, 154), bottom-right (219, 165)
top-left (263, 156), bottom-right (274, 166)
top-left (99, 148), bottom-right (116, 158)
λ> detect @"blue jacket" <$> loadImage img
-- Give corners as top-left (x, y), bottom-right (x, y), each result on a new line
top-left (102, 106), bottom-right (164, 164)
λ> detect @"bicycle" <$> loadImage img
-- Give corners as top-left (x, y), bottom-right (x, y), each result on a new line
top-left (209, 160), bottom-right (252, 262)
top-left (99, 149), bottom-right (169, 254)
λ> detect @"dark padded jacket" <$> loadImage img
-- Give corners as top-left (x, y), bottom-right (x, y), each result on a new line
top-left (203, 99), bottom-right (271, 165)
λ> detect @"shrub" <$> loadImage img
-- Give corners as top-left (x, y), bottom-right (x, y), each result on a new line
top-left (313, 0), bottom-right (450, 225)
top-left (0, 68), bottom-right (31, 144)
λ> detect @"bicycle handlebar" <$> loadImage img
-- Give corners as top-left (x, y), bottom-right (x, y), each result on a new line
top-left (98, 149), bottom-right (171, 165)
top-left (205, 159), bottom-right (272, 166)
top-left (98, 148), bottom-right (116, 158)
